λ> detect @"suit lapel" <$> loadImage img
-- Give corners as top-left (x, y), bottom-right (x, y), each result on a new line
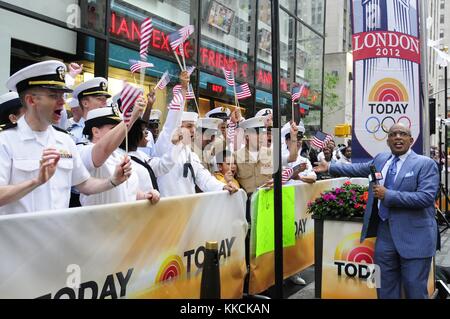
top-left (393, 150), bottom-right (417, 189)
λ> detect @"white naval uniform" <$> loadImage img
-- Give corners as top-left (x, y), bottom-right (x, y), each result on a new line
top-left (154, 108), bottom-right (225, 197)
top-left (77, 144), bottom-right (138, 206)
top-left (128, 143), bottom-right (181, 193)
top-left (282, 146), bottom-right (316, 180)
top-left (0, 116), bottom-right (91, 214)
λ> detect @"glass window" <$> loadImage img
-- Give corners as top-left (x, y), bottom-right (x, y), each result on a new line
top-left (280, 0), bottom-right (296, 13)
top-left (112, 0), bottom-right (197, 65)
top-left (296, 23), bottom-right (323, 107)
top-left (303, 109), bottom-right (321, 135)
top-left (256, 2), bottom-right (294, 93)
top-left (200, 0), bottom-right (254, 84)
top-left (199, 72), bottom-right (252, 117)
top-left (297, 0), bottom-right (324, 34)
top-left (80, 0), bottom-right (107, 33)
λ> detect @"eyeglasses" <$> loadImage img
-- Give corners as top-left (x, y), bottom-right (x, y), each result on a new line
top-left (32, 93), bottom-right (65, 100)
top-left (388, 131), bottom-right (410, 138)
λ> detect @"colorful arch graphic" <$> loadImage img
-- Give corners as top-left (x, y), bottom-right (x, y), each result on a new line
top-left (368, 78), bottom-right (409, 102)
top-left (155, 255), bottom-right (185, 283)
top-left (334, 232), bottom-right (376, 264)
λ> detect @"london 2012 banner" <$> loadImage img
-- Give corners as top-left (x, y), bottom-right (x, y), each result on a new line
top-left (351, 0), bottom-right (423, 162)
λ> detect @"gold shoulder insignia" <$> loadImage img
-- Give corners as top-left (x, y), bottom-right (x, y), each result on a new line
top-left (0, 122), bottom-right (18, 132)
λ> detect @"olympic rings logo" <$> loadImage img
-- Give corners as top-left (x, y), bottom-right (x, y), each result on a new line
top-left (365, 116), bottom-right (411, 141)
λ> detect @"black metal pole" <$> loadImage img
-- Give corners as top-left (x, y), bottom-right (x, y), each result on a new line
top-left (270, 0), bottom-right (283, 299)
top-left (445, 66), bottom-right (448, 213)
top-left (439, 121), bottom-right (443, 209)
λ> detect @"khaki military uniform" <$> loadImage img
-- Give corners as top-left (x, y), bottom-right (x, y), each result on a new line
top-left (235, 146), bottom-right (273, 194)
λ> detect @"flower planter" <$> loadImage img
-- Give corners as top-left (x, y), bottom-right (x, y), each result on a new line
top-left (313, 215), bottom-right (377, 299)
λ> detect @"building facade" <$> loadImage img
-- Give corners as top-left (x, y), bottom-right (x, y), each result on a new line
top-left (323, 0), bottom-right (353, 142)
top-left (0, 0), bottom-right (326, 133)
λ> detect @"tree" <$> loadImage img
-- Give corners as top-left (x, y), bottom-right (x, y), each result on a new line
top-left (323, 72), bottom-right (342, 112)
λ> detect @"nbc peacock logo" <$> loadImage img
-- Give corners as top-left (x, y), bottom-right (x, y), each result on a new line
top-left (333, 232), bottom-right (377, 280)
top-left (369, 77), bottom-right (409, 103)
top-left (155, 255), bottom-right (185, 283)
top-left (335, 232), bottom-right (375, 264)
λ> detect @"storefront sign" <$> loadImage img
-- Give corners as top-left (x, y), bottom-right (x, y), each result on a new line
top-left (110, 11), bottom-right (194, 59)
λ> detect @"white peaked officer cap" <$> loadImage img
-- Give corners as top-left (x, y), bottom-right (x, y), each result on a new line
top-left (197, 117), bottom-right (222, 131)
top-left (255, 108), bottom-right (272, 117)
top-left (66, 97), bottom-right (80, 109)
top-left (0, 92), bottom-right (20, 106)
top-left (205, 106), bottom-right (231, 119)
top-left (6, 60), bottom-right (72, 93)
top-left (83, 106), bottom-right (122, 136)
top-left (149, 109), bottom-right (162, 122)
top-left (73, 77), bottom-right (111, 100)
top-left (239, 116), bottom-right (269, 132)
top-left (181, 111), bottom-right (199, 123)
top-left (281, 121), bottom-right (306, 139)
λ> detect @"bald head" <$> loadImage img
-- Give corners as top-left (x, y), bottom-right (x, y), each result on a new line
top-left (387, 123), bottom-right (413, 156)
top-left (388, 123), bottom-right (411, 136)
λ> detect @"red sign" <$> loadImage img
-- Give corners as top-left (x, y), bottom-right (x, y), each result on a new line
top-left (352, 31), bottom-right (420, 64)
top-left (110, 12), bottom-right (193, 59)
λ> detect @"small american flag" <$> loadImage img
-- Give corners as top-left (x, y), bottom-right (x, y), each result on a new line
top-left (222, 68), bottom-right (235, 87)
top-left (139, 18), bottom-right (153, 61)
top-left (168, 85), bottom-right (184, 110)
top-left (291, 85), bottom-right (301, 101)
top-left (155, 71), bottom-right (171, 90)
top-left (311, 131), bottom-right (334, 149)
top-left (129, 60), bottom-right (154, 73)
top-left (120, 83), bottom-right (143, 124)
top-left (281, 167), bottom-right (294, 184)
top-left (227, 121), bottom-right (237, 140)
top-left (173, 84), bottom-right (195, 100)
top-left (235, 83), bottom-right (251, 100)
top-left (186, 65), bottom-right (196, 76)
top-left (299, 83), bottom-right (310, 98)
top-left (169, 25), bottom-right (194, 51)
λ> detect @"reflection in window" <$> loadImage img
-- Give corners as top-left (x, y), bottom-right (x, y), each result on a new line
top-left (200, 0), bottom-right (254, 84)
top-left (296, 23), bottom-right (323, 107)
top-left (81, 0), bottom-right (107, 33)
top-left (298, 0), bottom-right (324, 34)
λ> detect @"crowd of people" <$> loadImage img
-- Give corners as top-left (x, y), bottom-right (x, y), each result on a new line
top-left (0, 60), bottom-right (353, 215)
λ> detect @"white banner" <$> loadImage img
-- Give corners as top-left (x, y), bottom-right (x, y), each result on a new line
top-left (0, 190), bottom-right (248, 299)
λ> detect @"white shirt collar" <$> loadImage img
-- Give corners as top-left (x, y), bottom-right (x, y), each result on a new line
top-left (390, 148), bottom-right (411, 162)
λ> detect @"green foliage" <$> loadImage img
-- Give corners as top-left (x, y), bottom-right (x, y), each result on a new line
top-left (323, 72), bottom-right (342, 112)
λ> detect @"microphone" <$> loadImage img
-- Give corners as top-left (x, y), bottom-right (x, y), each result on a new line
top-left (369, 164), bottom-right (379, 185)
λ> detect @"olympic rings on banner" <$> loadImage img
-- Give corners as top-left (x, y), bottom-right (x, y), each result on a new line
top-left (364, 115), bottom-right (412, 140)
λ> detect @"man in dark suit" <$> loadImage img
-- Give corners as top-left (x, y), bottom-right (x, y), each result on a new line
top-left (314, 124), bottom-right (439, 299)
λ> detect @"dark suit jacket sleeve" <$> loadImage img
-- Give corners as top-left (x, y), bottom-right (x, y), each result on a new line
top-left (383, 158), bottom-right (439, 209)
top-left (329, 161), bottom-right (372, 178)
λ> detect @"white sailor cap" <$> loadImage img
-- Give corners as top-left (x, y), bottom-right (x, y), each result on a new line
top-left (0, 92), bottom-right (21, 121)
top-left (205, 106), bottom-right (231, 120)
top-left (181, 111), bottom-right (199, 123)
top-left (6, 60), bottom-right (72, 93)
top-left (282, 121), bottom-right (306, 139)
top-left (73, 77), bottom-right (111, 100)
top-left (66, 97), bottom-right (80, 109)
top-left (239, 116), bottom-right (270, 131)
top-left (149, 109), bottom-right (162, 122)
top-left (0, 92), bottom-right (20, 107)
top-left (83, 106), bottom-right (122, 136)
top-left (255, 108), bottom-right (272, 117)
top-left (197, 117), bottom-right (222, 131)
